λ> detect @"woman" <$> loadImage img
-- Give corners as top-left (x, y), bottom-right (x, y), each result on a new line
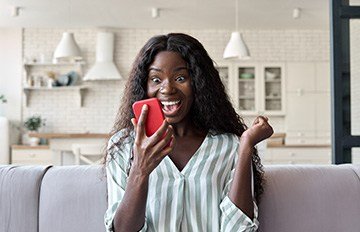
top-left (104, 33), bottom-right (273, 232)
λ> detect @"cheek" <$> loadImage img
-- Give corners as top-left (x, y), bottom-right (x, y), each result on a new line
top-left (146, 85), bottom-right (158, 98)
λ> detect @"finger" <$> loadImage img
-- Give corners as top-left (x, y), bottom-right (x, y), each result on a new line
top-left (257, 116), bottom-right (267, 124)
top-left (131, 118), bottom-right (137, 128)
top-left (261, 116), bottom-right (269, 121)
top-left (154, 126), bottom-right (174, 150)
top-left (148, 120), bottom-right (169, 146)
top-left (137, 104), bottom-right (148, 136)
top-left (253, 117), bottom-right (260, 126)
top-left (158, 135), bottom-right (176, 158)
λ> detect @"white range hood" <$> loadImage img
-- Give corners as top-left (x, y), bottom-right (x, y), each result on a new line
top-left (83, 32), bottom-right (122, 81)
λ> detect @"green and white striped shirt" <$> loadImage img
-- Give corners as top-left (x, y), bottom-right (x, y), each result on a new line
top-left (104, 130), bottom-right (259, 232)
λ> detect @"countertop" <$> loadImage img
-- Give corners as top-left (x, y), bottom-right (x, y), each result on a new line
top-left (28, 132), bottom-right (109, 139)
top-left (267, 144), bottom-right (331, 148)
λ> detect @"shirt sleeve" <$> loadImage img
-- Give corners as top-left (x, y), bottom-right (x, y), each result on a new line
top-left (104, 133), bottom-right (147, 232)
top-left (219, 138), bottom-right (259, 232)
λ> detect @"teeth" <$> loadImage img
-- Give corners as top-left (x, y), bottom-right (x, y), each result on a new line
top-left (161, 100), bottom-right (180, 106)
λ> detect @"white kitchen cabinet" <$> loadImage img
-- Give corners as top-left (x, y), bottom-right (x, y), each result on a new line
top-left (285, 92), bottom-right (331, 145)
top-left (315, 62), bottom-right (331, 92)
top-left (285, 62), bottom-right (331, 145)
top-left (264, 146), bottom-right (331, 165)
top-left (315, 92), bottom-right (331, 133)
top-left (286, 93), bottom-right (317, 132)
top-left (11, 145), bottom-right (53, 165)
top-left (215, 62), bottom-right (285, 116)
top-left (286, 62), bottom-right (317, 92)
top-left (286, 62), bottom-right (330, 93)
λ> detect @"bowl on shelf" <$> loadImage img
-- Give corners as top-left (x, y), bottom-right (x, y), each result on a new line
top-left (265, 71), bottom-right (278, 80)
top-left (240, 73), bottom-right (254, 79)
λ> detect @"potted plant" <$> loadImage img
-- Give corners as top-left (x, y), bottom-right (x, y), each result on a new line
top-left (23, 115), bottom-right (46, 146)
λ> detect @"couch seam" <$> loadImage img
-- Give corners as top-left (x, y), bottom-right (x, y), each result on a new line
top-left (36, 165), bottom-right (53, 232)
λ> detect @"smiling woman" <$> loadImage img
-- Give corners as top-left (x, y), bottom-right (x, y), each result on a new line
top-left (104, 33), bottom-right (273, 232)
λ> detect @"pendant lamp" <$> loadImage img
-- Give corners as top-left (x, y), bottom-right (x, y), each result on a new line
top-left (53, 0), bottom-right (82, 63)
top-left (53, 32), bottom-right (82, 63)
top-left (223, 0), bottom-right (250, 59)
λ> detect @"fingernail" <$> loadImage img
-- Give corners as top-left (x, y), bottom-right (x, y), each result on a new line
top-left (142, 104), bottom-right (148, 110)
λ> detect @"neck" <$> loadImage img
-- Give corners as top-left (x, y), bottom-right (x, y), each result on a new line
top-left (171, 121), bottom-right (194, 137)
top-left (171, 119), bottom-right (206, 138)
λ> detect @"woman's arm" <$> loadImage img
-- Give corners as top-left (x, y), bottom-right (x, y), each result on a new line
top-left (111, 105), bottom-right (175, 231)
top-left (228, 116), bottom-right (273, 219)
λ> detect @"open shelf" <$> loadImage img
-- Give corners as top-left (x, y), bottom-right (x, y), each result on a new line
top-left (23, 86), bottom-right (88, 107)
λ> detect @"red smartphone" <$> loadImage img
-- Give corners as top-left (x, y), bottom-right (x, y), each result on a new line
top-left (132, 98), bottom-right (165, 137)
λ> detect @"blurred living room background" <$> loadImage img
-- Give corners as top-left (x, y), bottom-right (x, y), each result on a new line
top-left (0, 0), bottom-right (359, 166)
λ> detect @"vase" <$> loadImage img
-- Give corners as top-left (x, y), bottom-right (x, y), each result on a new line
top-left (22, 130), bottom-right (40, 146)
top-left (28, 130), bottom-right (40, 146)
top-left (29, 136), bottom-right (40, 146)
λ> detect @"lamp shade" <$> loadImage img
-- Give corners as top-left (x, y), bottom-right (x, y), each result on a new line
top-left (223, 32), bottom-right (250, 60)
top-left (53, 32), bottom-right (82, 62)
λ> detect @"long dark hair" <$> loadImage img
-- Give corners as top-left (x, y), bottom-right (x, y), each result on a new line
top-left (108, 33), bottom-right (264, 202)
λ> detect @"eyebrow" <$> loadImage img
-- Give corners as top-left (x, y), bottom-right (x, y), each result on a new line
top-left (149, 66), bottom-right (188, 72)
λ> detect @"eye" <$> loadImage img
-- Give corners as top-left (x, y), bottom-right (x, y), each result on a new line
top-left (175, 76), bottom-right (186, 82)
top-left (150, 77), bottom-right (161, 83)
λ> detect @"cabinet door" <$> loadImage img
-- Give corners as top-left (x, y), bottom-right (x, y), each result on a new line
top-left (315, 92), bottom-right (331, 144)
top-left (286, 62), bottom-right (316, 92)
top-left (215, 63), bottom-right (236, 107)
top-left (217, 66), bottom-right (230, 92)
top-left (11, 148), bottom-right (52, 165)
top-left (286, 92), bottom-right (317, 132)
top-left (315, 62), bottom-right (331, 92)
top-left (235, 65), bottom-right (258, 114)
top-left (262, 63), bottom-right (285, 115)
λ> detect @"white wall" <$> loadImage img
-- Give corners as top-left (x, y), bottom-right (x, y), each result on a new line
top-left (0, 28), bottom-right (23, 144)
top-left (21, 28), bottom-right (330, 134)
top-left (350, 21), bottom-right (360, 163)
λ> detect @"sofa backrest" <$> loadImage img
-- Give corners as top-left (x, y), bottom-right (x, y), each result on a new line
top-left (1, 164), bottom-right (360, 232)
top-left (38, 165), bottom-right (107, 232)
top-left (258, 164), bottom-right (360, 232)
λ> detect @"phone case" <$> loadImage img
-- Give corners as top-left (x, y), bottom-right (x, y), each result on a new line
top-left (132, 98), bottom-right (165, 136)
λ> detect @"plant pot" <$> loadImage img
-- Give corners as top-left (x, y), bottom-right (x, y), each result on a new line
top-left (22, 133), bottom-right (30, 145)
top-left (29, 136), bottom-right (40, 146)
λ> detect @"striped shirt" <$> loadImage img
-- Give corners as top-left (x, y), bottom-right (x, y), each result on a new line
top-left (104, 130), bottom-right (259, 232)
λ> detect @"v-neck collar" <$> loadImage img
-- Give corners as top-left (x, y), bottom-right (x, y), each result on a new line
top-left (164, 131), bottom-right (211, 176)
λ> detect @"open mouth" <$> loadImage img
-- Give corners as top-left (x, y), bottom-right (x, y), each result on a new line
top-left (160, 100), bottom-right (181, 115)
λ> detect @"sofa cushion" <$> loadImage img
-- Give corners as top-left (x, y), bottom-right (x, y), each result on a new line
top-left (258, 164), bottom-right (360, 232)
top-left (38, 165), bottom-right (107, 232)
top-left (0, 165), bottom-right (50, 232)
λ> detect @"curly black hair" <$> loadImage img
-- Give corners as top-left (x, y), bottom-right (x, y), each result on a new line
top-left (108, 33), bottom-right (265, 202)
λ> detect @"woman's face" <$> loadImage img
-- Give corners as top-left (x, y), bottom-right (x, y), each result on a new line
top-left (147, 51), bottom-right (194, 125)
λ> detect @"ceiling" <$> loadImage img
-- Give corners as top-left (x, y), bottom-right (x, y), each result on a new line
top-left (0, 0), bottom-right (331, 30)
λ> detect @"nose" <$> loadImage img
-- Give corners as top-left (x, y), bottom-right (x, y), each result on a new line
top-left (160, 80), bottom-right (176, 95)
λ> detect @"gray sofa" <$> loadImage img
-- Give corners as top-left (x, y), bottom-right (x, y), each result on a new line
top-left (1, 164), bottom-right (360, 232)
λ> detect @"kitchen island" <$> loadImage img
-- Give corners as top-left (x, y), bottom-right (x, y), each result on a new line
top-left (29, 133), bottom-right (109, 165)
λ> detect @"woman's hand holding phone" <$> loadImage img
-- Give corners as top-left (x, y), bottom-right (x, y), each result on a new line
top-left (130, 104), bottom-right (175, 177)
